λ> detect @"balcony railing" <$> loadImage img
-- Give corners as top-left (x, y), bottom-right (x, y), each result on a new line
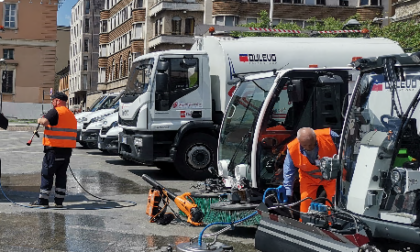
top-left (148, 33), bottom-right (195, 48)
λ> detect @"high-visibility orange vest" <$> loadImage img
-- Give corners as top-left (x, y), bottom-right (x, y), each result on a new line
top-left (42, 106), bottom-right (77, 148)
top-left (287, 128), bottom-right (337, 181)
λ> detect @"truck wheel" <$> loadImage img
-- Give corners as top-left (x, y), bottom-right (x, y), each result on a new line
top-left (80, 142), bottom-right (88, 148)
top-left (175, 132), bottom-right (217, 180)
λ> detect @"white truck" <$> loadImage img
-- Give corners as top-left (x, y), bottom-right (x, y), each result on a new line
top-left (117, 34), bottom-right (404, 180)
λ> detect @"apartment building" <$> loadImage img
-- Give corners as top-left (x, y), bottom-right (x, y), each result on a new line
top-left (69, 0), bottom-right (104, 111)
top-left (211, 0), bottom-right (386, 29)
top-left (393, 0), bottom-right (420, 22)
top-left (0, 1), bottom-right (57, 106)
top-left (97, 0), bottom-right (205, 92)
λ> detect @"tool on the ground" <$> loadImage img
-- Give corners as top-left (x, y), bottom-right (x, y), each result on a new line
top-left (142, 174), bottom-right (204, 226)
top-left (26, 123), bottom-right (40, 146)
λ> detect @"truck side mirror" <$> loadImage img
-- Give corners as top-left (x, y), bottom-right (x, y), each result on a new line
top-left (287, 79), bottom-right (304, 103)
top-left (157, 60), bottom-right (169, 72)
top-left (156, 72), bottom-right (168, 93)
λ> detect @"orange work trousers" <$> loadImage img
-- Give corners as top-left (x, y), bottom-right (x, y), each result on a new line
top-left (299, 176), bottom-right (336, 213)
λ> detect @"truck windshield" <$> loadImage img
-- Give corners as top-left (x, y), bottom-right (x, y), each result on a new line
top-left (97, 95), bottom-right (117, 110)
top-left (218, 76), bottom-right (276, 172)
top-left (340, 66), bottom-right (420, 215)
top-left (126, 58), bottom-right (154, 95)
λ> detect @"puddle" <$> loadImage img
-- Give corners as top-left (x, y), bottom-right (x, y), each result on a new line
top-left (0, 170), bottom-right (180, 196)
top-left (0, 212), bottom-right (257, 252)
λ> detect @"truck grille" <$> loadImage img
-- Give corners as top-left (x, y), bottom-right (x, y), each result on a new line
top-left (119, 112), bottom-right (138, 127)
top-left (101, 126), bottom-right (111, 135)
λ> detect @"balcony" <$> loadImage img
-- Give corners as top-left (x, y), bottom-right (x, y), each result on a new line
top-left (149, 0), bottom-right (204, 17)
top-left (148, 34), bottom-right (195, 49)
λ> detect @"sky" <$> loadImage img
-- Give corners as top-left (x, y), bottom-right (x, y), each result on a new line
top-left (57, 0), bottom-right (78, 26)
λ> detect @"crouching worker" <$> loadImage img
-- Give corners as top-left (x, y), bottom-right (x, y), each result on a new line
top-left (30, 92), bottom-right (77, 208)
top-left (283, 127), bottom-right (339, 215)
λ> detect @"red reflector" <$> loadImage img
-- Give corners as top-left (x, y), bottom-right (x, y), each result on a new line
top-left (309, 65), bottom-right (318, 68)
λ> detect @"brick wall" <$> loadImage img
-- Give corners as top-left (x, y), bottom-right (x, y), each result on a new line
top-left (110, 0), bottom-right (133, 16)
top-left (100, 10), bottom-right (110, 20)
top-left (106, 47), bottom-right (132, 83)
top-left (99, 33), bottom-right (109, 44)
top-left (132, 40), bottom-right (144, 53)
top-left (133, 9), bottom-right (146, 22)
top-left (212, 1), bottom-right (382, 21)
top-left (109, 18), bottom-right (133, 42)
top-left (356, 6), bottom-right (383, 20)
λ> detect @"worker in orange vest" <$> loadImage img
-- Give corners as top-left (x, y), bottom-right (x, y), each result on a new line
top-left (30, 92), bottom-right (77, 208)
top-left (283, 127), bottom-right (339, 214)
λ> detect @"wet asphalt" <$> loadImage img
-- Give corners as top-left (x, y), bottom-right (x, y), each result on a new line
top-left (0, 130), bottom-right (258, 252)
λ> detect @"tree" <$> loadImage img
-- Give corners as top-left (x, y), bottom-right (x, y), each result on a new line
top-left (233, 10), bottom-right (420, 52)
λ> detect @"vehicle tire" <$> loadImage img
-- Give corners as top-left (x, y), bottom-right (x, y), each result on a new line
top-left (154, 162), bottom-right (175, 171)
top-left (80, 142), bottom-right (88, 148)
top-left (174, 132), bottom-right (217, 180)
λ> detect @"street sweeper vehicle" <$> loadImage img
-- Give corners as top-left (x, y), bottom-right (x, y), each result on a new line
top-left (98, 113), bottom-right (121, 154)
top-left (200, 52), bottom-right (420, 252)
top-left (117, 27), bottom-right (404, 180)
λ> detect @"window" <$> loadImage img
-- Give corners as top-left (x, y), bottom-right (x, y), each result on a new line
top-left (3, 49), bottom-right (14, 60)
top-left (359, 0), bottom-right (368, 5)
top-left (371, 0), bottom-right (380, 5)
top-left (136, 0), bottom-right (143, 8)
top-left (4, 4), bottom-right (17, 29)
top-left (316, 0), bottom-right (326, 4)
top-left (247, 18), bottom-right (257, 24)
top-left (293, 0), bottom-right (302, 3)
top-left (83, 56), bottom-right (88, 71)
top-left (134, 23), bottom-right (143, 39)
top-left (128, 52), bottom-right (132, 73)
top-left (172, 17), bottom-right (181, 35)
top-left (119, 56), bottom-right (123, 78)
top-left (215, 16), bottom-right (238, 27)
top-left (112, 60), bottom-right (115, 80)
top-left (185, 17), bottom-right (195, 35)
top-left (272, 19), bottom-right (280, 26)
top-left (155, 57), bottom-right (199, 111)
top-left (339, 0), bottom-right (349, 6)
top-left (84, 39), bottom-right (89, 52)
top-left (2, 70), bottom-right (13, 93)
top-left (155, 19), bottom-right (162, 36)
top-left (123, 60), bottom-right (126, 76)
top-left (101, 20), bottom-right (107, 33)
top-left (84, 0), bottom-right (90, 14)
top-left (84, 18), bottom-right (90, 33)
top-left (282, 0), bottom-right (291, 3)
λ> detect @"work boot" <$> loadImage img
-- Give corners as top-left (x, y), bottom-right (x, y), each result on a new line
top-left (54, 203), bottom-right (63, 208)
top-left (30, 199), bottom-right (49, 209)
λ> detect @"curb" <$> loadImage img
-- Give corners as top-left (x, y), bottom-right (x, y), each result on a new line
top-left (1, 126), bottom-right (44, 132)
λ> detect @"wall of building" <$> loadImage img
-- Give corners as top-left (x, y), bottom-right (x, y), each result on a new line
top-left (56, 26), bottom-right (70, 73)
top-left (394, 0), bottom-right (420, 21)
top-left (0, 1), bottom-right (57, 108)
top-left (2, 101), bottom-right (53, 119)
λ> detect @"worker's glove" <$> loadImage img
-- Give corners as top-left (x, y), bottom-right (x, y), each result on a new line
top-left (319, 154), bottom-right (340, 180)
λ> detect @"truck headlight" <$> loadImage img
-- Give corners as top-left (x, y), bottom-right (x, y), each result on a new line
top-left (134, 138), bottom-right (142, 147)
top-left (391, 170), bottom-right (401, 184)
top-left (111, 121), bottom-right (118, 128)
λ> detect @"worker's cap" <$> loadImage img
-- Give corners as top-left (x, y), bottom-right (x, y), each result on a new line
top-left (51, 92), bottom-right (68, 102)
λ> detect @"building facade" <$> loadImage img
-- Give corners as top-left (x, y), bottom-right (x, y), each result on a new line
top-left (393, 0), bottom-right (420, 22)
top-left (211, 0), bottom-right (385, 29)
top-left (0, 0), bottom-right (57, 105)
top-left (57, 65), bottom-right (70, 107)
top-left (97, 0), bottom-right (205, 93)
top-left (69, 0), bottom-right (104, 111)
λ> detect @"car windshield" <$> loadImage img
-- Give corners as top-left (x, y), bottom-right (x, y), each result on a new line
top-left (90, 96), bottom-right (106, 112)
top-left (125, 58), bottom-right (154, 95)
top-left (218, 76), bottom-right (276, 174)
top-left (339, 66), bottom-right (420, 210)
top-left (107, 92), bottom-right (124, 109)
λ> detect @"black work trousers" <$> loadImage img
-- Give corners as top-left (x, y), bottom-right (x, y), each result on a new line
top-left (38, 150), bottom-right (71, 205)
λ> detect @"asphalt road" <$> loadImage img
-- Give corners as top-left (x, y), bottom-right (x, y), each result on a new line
top-left (0, 130), bottom-right (258, 252)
